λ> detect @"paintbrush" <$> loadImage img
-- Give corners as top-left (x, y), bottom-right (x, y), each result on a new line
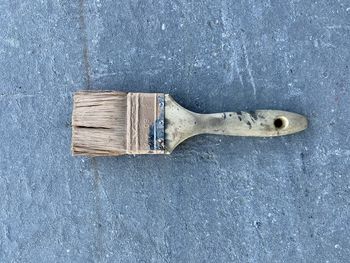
top-left (72, 91), bottom-right (307, 156)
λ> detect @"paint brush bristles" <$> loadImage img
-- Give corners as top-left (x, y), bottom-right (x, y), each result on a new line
top-left (72, 91), bottom-right (127, 156)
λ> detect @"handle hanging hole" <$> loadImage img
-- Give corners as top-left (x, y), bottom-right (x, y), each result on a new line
top-left (274, 116), bottom-right (289, 129)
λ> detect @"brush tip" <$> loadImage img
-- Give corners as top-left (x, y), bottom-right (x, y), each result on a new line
top-left (71, 91), bottom-right (127, 156)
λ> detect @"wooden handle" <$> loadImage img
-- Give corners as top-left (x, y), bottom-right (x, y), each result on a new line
top-left (164, 95), bottom-right (308, 153)
top-left (193, 110), bottom-right (308, 137)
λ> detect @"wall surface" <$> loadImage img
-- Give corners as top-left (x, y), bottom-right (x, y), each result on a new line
top-left (1, 0), bottom-right (350, 262)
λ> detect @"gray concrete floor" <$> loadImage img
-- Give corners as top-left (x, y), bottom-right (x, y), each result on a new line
top-left (1, 1), bottom-right (350, 262)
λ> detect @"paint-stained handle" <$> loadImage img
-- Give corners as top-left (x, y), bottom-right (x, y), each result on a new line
top-left (164, 95), bottom-right (308, 153)
top-left (193, 110), bottom-right (308, 137)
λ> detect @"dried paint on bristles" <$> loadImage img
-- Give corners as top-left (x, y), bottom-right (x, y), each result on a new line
top-left (71, 91), bottom-right (165, 156)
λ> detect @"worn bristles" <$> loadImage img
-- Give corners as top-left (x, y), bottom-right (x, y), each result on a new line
top-left (72, 91), bottom-right (127, 156)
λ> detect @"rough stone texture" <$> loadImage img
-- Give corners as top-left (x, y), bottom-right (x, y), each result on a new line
top-left (1, 0), bottom-right (350, 262)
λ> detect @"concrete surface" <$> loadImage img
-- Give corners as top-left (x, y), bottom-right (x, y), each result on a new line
top-left (1, 0), bottom-right (350, 262)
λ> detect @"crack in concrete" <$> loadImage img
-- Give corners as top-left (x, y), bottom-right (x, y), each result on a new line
top-left (90, 158), bottom-right (103, 262)
top-left (78, 1), bottom-right (104, 261)
top-left (241, 33), bottom-right (257, 99)
top-left (79, 0), bottom-right (92, 90)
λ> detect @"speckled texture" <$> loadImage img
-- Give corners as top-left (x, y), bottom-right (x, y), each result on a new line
top-left (1, 0), bottom-right (350, 262)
